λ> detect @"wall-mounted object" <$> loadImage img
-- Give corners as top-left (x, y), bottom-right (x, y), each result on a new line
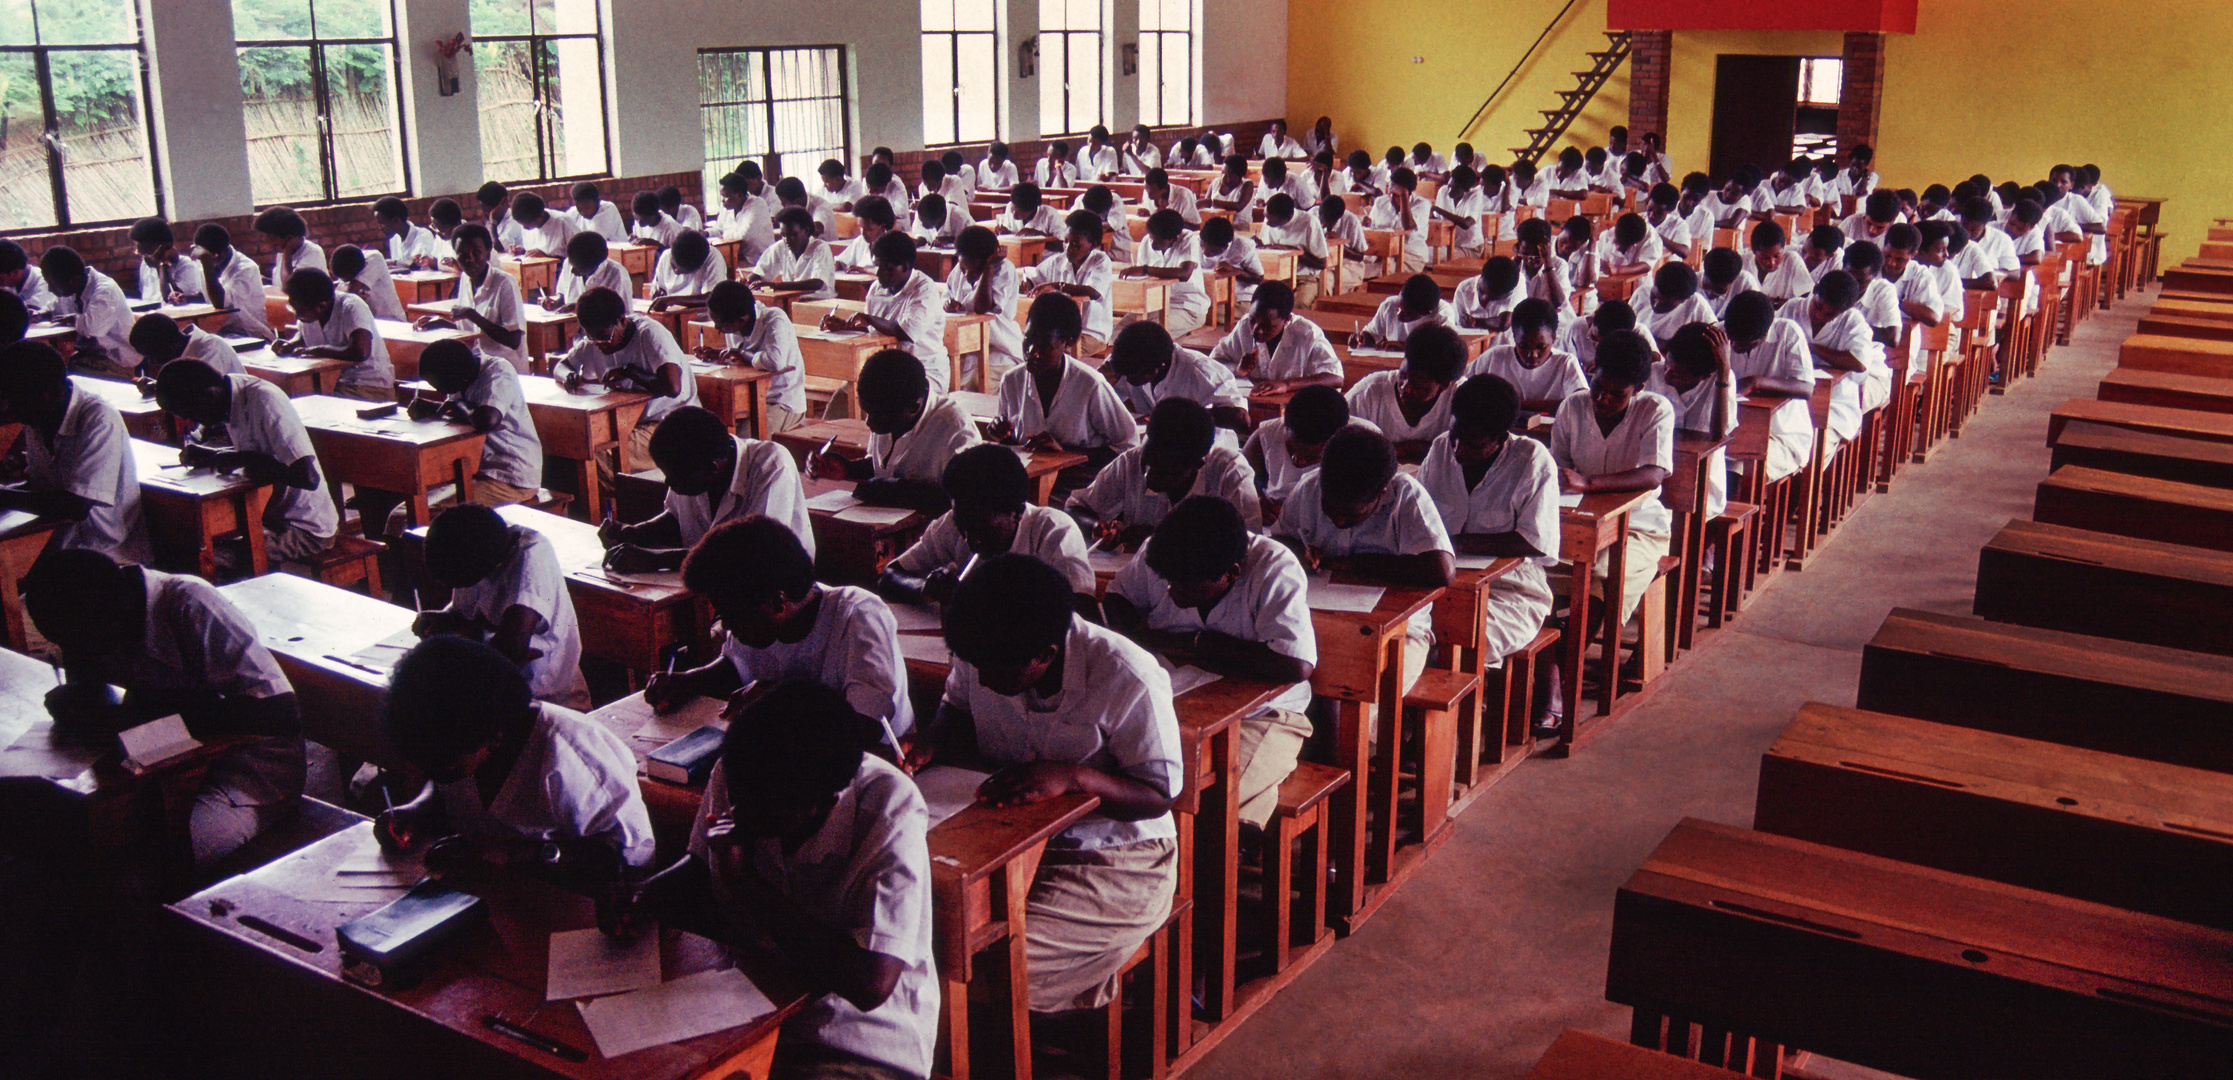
top-left (433, 33), bottom-right (470, 97)
top-left (1019, 35), bottom-right (1038, 79)
top-left (1121, 42), bottom-right (1138, 77)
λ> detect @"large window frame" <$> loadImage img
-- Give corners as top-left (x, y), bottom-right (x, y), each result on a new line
top-left (470, 0), bottom-right (611, 183)
top-left (1038, 0), bottom-right (1105, 138)
top-left (0, 0), bottom-right (163, 233)
top-left (1136, 0), bottom-right (1197, 129)
top-left (235, 0), bottom-right (411, 206)
top-left (920, 0), bottom-right (1001, 148)
top-left (699, 46), bottom-right (852, 188)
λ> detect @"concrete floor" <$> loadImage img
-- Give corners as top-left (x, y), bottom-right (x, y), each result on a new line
top-left (1187, 290), bottom-right (2148, 1080)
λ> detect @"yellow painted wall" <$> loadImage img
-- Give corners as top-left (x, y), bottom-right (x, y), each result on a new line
top-left (1284, 0), bottom-right (1628, 167)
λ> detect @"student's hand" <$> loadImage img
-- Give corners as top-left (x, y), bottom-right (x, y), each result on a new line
top-left (165, 291), bottom-right (189, 307)
top-left (805, 449), bottom-right (849, 481)
top-left (1021, 432), bottom-right (1063, 453)
top-left (421, 835), bottom-right (487, 875)
top-left (406, 398), bottom-right (441, 422)
top-left (43, 683), bottom-right (119, 727)
top-left (944, 300), bottom-right (965, 314)
top-left (597, 516), bottom-right (630, 547)
top-left (693, 344), bottom-right (723, 362)
top-left (922, 566), bottom-right (963, 604)
top-left (373, 804), bottom-right (434, 852)
top-left (179, 442), bottom-right (221, 469)
top-left (987, 418), bottom-right (1016, 444)
top-left (1296, 545), bottom-right (1325, 573)
top-left (440, 257), bottom-right (459, 271)
top-left (412, 609), bottom-right (477, 639)
top-left (559, 369), bottom-right (586, 393)
top-left (539, 294), bottom-right (563, 311)
top-left (1349, 330), bottom-right (1377, 349)
top-left (977, 761), bottom-right (1084, 807)
top-left (642, 668), bottom-right (697, 713)
top-left (603, 544), bottom-right (663, 575)
top-left (1559, 467), bottom-right (1590, 493)
top-left (1089, 518), bottom-right (1124, 548)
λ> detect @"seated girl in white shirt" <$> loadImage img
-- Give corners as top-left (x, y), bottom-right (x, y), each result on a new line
top-left (1345, 322), bottom-right (1466, 462)
top-left (1548, 330), bottom-right (1675, 657)
top-left (1125, 209), bottom-right (1211, 335)
top-left (648, 231), bottom-right (729, 312)
top-left (328, 244), bottom-right (408, 322)
top-left (1699, 247), bottom-right (1760, 319)
top-left (1242, 383), bottom-right (1349, 524)
top-left (877, 443), bottom-right (1098, 611)
top-left (630, 190), bottom-right (685, 249)
top-left (418, 503), bottom-right (589, 709)
top-left (749, 208), bottom-right (838, 302)
top-left (809, 349), bottom-right (980, 515)
top-left (945, 226), bottom-right (1023, 384)
top-left (1468, 297), bottom-right (1588, 418)
top-left (1454, 255), bottom-right (1524, 334)
top-left (699, 280), bottom-right (807, 434)
top-left (1351, 273), bottom-right (1457, 350)
top-left (993, 293), bottom-right (1137, 492)
top-left (1068, 397), bottom-right (1263, 549)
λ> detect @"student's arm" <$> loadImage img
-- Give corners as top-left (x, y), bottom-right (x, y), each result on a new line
top-left (487, 604), bottom-right (549, 672)
top-left (1899, 297), bottom-right (1941, 326)
top-left (184, 439), bottom-right (320, 492)
top-left (1327, 549), bottom-right (1454, 589)
top-left (606, 359), bottom-right (685, 399)
top-left (0, 486), bottom-right (94, 522)
top-left (1451, 530), bottom-right (1546, 558)
top-left (301, 327), bottom-right (373, 364)
top-left (1561, 463), bottom-right (1670, 494)
top-left (598, 510), bottom-right (685, 553)
top-left (1808, 340), bottom-right (1867, 373)
top-left (642, 652), bottom-right (746, 713)
top-left (703, 849), bottom-right (908, 1012)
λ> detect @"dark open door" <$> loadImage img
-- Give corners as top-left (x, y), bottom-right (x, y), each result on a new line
top-left (1709, 55), bottom-right (1802, 181)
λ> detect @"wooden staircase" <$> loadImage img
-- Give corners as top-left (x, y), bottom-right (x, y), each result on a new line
top-left (1508, 30), bottom-right (1632, 165)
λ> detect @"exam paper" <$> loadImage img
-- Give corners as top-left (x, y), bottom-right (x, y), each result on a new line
top-left (599, 569), bottom-right (685, 588)
top-left (615, 695), bottom-right (729, 748)
top-left (887, 603), bottom-right (943, 633)
top-left (119, 715), bottom-right (201, 773)
top-left (576, 967), bottom-right (776, 1059)
top-left (804, 488), bottom-right (862, 513)
top-left (345, 628), bottom-right (421, 674)
top-left (836, 505), bottom-right (914, 526)
top-left (1558, 492), bottom-right (1585, 509)
top-left (1305, 575), bottom-right (1386, 614)
top-left (547, 926), bottom-right (663, 1001)
top-left (1085, 549), bottom-right (1131, 575)
top-left (914, 765), bottom-right (993, 827)
top-left (1453, 555), bottom-right (1502, 570)
top-left (1156, 656), bottom-right (1224, 697)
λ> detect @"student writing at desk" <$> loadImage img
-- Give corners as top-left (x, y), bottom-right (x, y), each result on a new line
top-left (1418, 375), bottom-right (1564, 735)
top-left (1346, 323), bottom-right (1465, 462)
top-left (700, 281), bottom-right (808, 434)
top-left (1102, 321), bottom-right (1250, 439)
top-left (875, 444), bottom-right (1096, 612)
top-left (0, 341), bottom-right (151, 563)
top-left (41, 245), bottom-right (139, 378)
top-left (418, 504), bottom-right (589, 709)
top-left (944, 227), bottom-right (1022, 386)
top-left (1515, 219), bottom-right (1573, 316)
top-left (1126, 210), bottom-right (1212, 336)
top-left (1259, 194), bottom-right (1328, 308)
top-left (1243, 384), bottom-right (1351, 524)
top-left (1352, 274), bottom-right (1459, 352)
top-left (1211, 282), bottom-right (1344, 396)
top-left (130, 313), bottom-right (244, 384)
top-left (646, 518), bottom-right (913, 753)
top-left (376, 195), bottom-right (443, 270)
top-left (375, 637), bottom-right (653, 887)
top-left (542, 231), bottom-right (631, 315)
top-left (600, 406), bottom-right (811, 573)
top-left (997, 183), bottom-right (1065, 238)
top-left (154, 359), bottom-right (339, 560)
top-left (833, 197), bottom-right (898, 273)
top-left (508, 191), bottom-right (576, 260)
top-left (274, 268), bottom-right (393, 401)
top-left (1069, 398), bottom-right (1263, 550)
top-left (1105, 497), bottom-right (1318, 828)
top-left (647, 231), bottom-right (728, 314)
top-left (914, 555), bottom-right (1183, 1016)
top-left (255, 206), bottom-right (327, 289)
top-left (389, 339), bottom-right (543, 529)
top-left (828, 233), bottom-right (952, 394)
top-left (1644, 323), bottom-right (1737, 519)
top-left (412, 224), bottom-right (527, 371)
top-left (806, 350), bottom-right (978, 516)
top-left (630, 190), bottom-right (683, 250)
top-left (1454, 256), bottom-right (1524, 335)
top-left (1780, 271), bottom-right (1885, 458)
top-left (557, 286), bottom-right (700, 476)
top-left (1722, 291), bottom-right (1816, 486)
top-left (192, 223), bottom-right (274, 341)
top-left (751, 208), bottom-right (838, 303)
top-left (1468, 299), bottom-right (1588, 422)
top-left (131, 217), bottom-right (205, 306)
top-left (1022, 214), bottom-right (1115, 354)
top-left (992, 294), bottom-right (1137, 496)
top-left (1, 240), bottom-right (55, 316)
top-left (623, 684), bottom-right (939, 1080)
top-left (26, 549), bottom-right (303, 869)
top-left (329, 244), bottom-right (408, 322)
top-left (910, 194), bottom-right (969, 252)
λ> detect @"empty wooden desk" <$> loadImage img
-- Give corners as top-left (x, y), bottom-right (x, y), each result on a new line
top-left (2117, 333), bottom-right (2233, 379)
top-left (375, 319), bottom-right (479, 383)
top-left (220, 573), bottom-right (416, 767)
top-left (688, 361), bottom-right (775, 440)
top-left (609, 240), bottom-right (658, 280)
top-left (519, 375), bottom-right (651, 520)
top-left (388, 269), bottom-right (456, 306)
top-left (295, 394), bottom-right (486, 529)
top-left (1110, 276), bottom-right (1173, 326)
top-left (1976, 518), bottom-right (2233, 655)
top-left (132, 438), bottom-right (272, 579)
top-left (2098, 367), bottom-right (2233, 413)
top-left (2046, 397), bottom-right (2233, 447)
top-left (70, 374), bottom-right (174, 443)
top-left (243, 349), bottom-right (352, 398)
top-left (2034, 464), bottom-right (2233, 551)
top-left (2136, 313), bottom-right (2233, 342)
top-left (2050, 419), bottom-right (2233, 488)
top-left (520, 305), bottom-right (580, 374)
top-left (1555, 489), bottom-right (1656, 748)
top-left (792, 326), bottom-right (896, 419)
top-left (498, 254), bottom-right (559, 297)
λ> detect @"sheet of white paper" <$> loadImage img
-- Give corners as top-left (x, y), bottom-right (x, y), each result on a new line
top-left (1086, 549), bottom-right (1130, 575)
top-left (346, 628), bottom-right (421, 673)
top-left (576, 967), bottom-right (776, 1059)
top-left (1557, 492), bottom-right (1585, 509)
top-left (547, 926), bottom-right (664, 1001)
top-left (836, 505), bottom-right (914, 526)
top-left (118, 715), bottom-right (200, 771)
top-left (887, 603), bottom-right (943, 633)
top-left (0, 508), bottom-right (44, 536)
top-left (1305, 575), bottom-right (1386, 614)
top-left (599, 569), bottom-right (686, 588)
top-left (614, 694), bottom-right (729, 748)
top-left (914, 765), bottom-right (993, 826)
top-left (1453, 554), bottom-right (1501, 570)
top-left (1163, 663), bottom-right (1224, 698)
top-left (896, 634), bottom-right (952, 668)
top-left (805, 488), bottom-right (862, 513)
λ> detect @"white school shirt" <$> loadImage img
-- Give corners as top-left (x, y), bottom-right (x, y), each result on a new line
top-left (1244, 417), bottom-right (1316, 505)
top-left (1111, 532), bottom-right (1317, 714)
top-left (221, 374), bottom-right (338, 543)
top-left (834, 234), bottom-right (881, 273)
top-left (945, 258), bottom-right (1023, 371)
top-left (302, 292), bottom-right (392, 392)
top-left (1624, 287), bottom-right (1716, 347)
top-left (454, 268), bottom-right (527, 369)
top-left (1680, 202), bottom-right (1718, 248)
top-left (894, 502), bottom-right (1095, 593)
top-left (1856, 276), bottom-right (1902, 338)
top-left (1345, 369), bottom-right (1456, 447)
top-left (671, 204), bottom-right (704, 232)
top-left (521, 214), bottom-right (577, 258)
top-left (1885, 265), bottom-right (1947, 326)
top-left (270, 240), bottom-right (324, 292)
top-left (1727, 319), bottom-right (1816, 480)
top-left (1140, 233), bottom-right (1210, 323)
top-left (1258, 134), bottom-right (1306, 161)
top-left (1361, 295), bottom-right (1459, 344)
top-left (1839, 212), bottom-right (1891, 246)
top-left (1953, 226), bottom-right (2020, 285)
top-left (6, 265), bottom-right (56, 313)
top-left (1647, 208), bottom-right (1695, 253)
top-left (1070, 443), bottom-right (1263, 532)
top-left (1767, 179), bottom-right (1813, 213)
top-left (1121, 142), bottom-right (1162, 176)
top-left (1833, 170), bottom-right (1879, 201)
top-left (1744, 253), bottom-right (1815, 303)
top-left (2060, 192), bottom-right (2109, 265)
top-left (1598, 231), bottom-right (1667, 276)
top-left (341, 254), bottom-right (409, 322)
top-left (724, 310), bottom-right (807, 417)
top-left (387, 223), bottom-right (443, 266)
top-left (1146, 184), bottom-right (1202, 225)
top-left (716, 190), bottom-right (781, 263)
top-left (569, 202), bottom-right (628, 245)
top-left (719, 585), bottom-right (914, 744)
top-left (1780, 298), bottom-right (1884, 441)
top-left (1113, 346), bottom-right (1248, 420)
top-left (997, 203), bottom-right (1067, 237)
top-left (1258, 174), bottom-right (1316, 216)
top-left (1210, 315), bottom-right (1343, 384)
top-left (1436, 186), bottom-right (1489, 252)
top-left (206, 249), bottom-right (272, 339)
top-left (559, 315), bottom-right (699, 424)
top-left (1468, 345), bottom-right (1589, 407)
top-left (1643, 362), bottom-right (1739, 517)
top-left (1701, 271), bottom-right (1761, 318)
top-left (997, 355), bottom-right (1137, 452)
top-left (556, 257), bottom-right (631, 308)
top-left (1258, 213), bottom-right (1328, 283)
top-left (1511, 175), bottom-right (1551, 209)
top-left (1078, 144), bottom-right (1120, 183)
top-left (490, 213), bottom-right (526, 255)
top-left (447, 525), bottom-right (588, 709)
top-left (1549, 389), bottom-right (1675, 535)
top-left (1368, 192), bottom-right (1433, 270)
top-left (1452, 275), bottom-right (1522, 329)
top-left (1415, 432), bottom-right (1561, 600)
top-left (60, 270), bottom-right (139, 368)
top-left (1024, 249), bottom-right (1116, 343)
top-left (1034, 159), bottom-right (1080, 189)
top-left (871, 391), bottom-right (980, 483)
top-left (1098, 199), bottom-right (1135, 262)
top-left (978, 158), bottom-right (1020, 191)
top-left (755, 239), bottom-right (837, 301)
top-left (1185, 144), bottom-right (1219, 168)
top-left (447, 355), bottom-right (543, 489)
top-left (30, 382), bottom-right (149, 562)
top-left (1301, 129), bottom-right (1337, 158)
top-left (139, 253), bottom-right (205, 304)
top-left (180, 327), bottom-right (246, 375)
top-left (1270, 470), bottom-right (1452, 640)
top-left (911, 204), bottom-right (974, 250)
top-left (663, 435), bottom-right (813, 557)
top-left (632, 215), bottom-right (686, 249)
top-left (1324, 207), bottom-right (1372, 266)
top-left (870, 269), bottom-right (953, 393)
top-left (944, 618), bottom-right (1183, 850)
top-left (689, 754), bottom-right (938, 1079)
top-left (436, 703), bottom-right (655, 868)
top-left (103, 570), bottom-right (293, 758)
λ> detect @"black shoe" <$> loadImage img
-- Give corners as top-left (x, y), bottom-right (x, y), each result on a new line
top-left (1531, 714), bottom-right (1566, 740)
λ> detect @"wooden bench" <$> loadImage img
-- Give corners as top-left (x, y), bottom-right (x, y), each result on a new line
top-left (1609, 818), bottom-right (2233, 1080)
top-left (279, 533), bottom-right (385, 598)
top-left (2034, 464), bottom-right (2233, 552)
top-left (1265, 762), bottom-right (1350, 975)
top-left (2098, 367), bottom-right (2233, 414)
top-left (1757, 702), bottom-right (2233, 931)
top-left (2050, 420), bottom-right (2233, 489)
top-left (1856, 607), bottom-right (2233, 773)
top-left (2118, 333), bottom-right (2233, 380)
top-left (2137, 313), bottom-right (2233, 342)
top-left (1977, 519), bottom-right (2233, 656)
top-left (2046, 397), bottom-right (2233, 447)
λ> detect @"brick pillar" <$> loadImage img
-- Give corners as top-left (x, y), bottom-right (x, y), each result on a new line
top-left (1838, 31), bottom-right (1886, 157)
top-left (1627, 30), bottom-right (1673, 151)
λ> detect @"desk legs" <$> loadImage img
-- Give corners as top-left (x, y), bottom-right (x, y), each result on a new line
top-left (1330, 629), bottom-right (1404, 925)
top-left (1560, 559), bottom-right (1591, 752)
top-left (1599, 514), bottom-right (1628, 719)
top-left (1001, 849), bottom-right (1041, 1080)
top-left (1195, 726), bottom-right (1238, 1025)
top-left (0, 531), bottom-right (55, 652)
top-left (1329, 697), bottom-right (1371, 923)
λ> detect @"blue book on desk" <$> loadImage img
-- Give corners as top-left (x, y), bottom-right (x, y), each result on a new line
top-left (647, 725), bottom-right (724, 786)
top-left (337, 879), bottom-right (486, 988)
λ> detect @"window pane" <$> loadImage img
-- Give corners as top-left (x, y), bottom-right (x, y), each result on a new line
top-left (33, 0), bottom-right (138, 46)
top-left (232, 0), bottom-right (312, 40)
top-left (545, 0), bottom-right (596, 36)
top-left (920, 0), bottom-right (952, 34)
top-left (1038, 0), bottom-right (1060, 27)
top-left (49, 47), bottom-right (154, 223)
top-left (238, 45), bottom-right (325, 203)
top-left (0, 50), bottom-right (55, 228)
top-left (1137, 34), bottom-right (1160, 123)
top-left (476, 37), bottom-right (539, 181)
top-left (955, 0), bottom-right (993, 32)
top-left (1162, 36), bottom-right (1189, 124)
top-left (955, 34), bottom-right (995, 142)
top-left (544, 35), bottom-right (605, 176)
top-left (920, 36), bottom-right (954, 145)
top-left (1, 0), bottom-right (34, 47)
top-left (469, 0), bottom-right (528, 35)
top-left (1038, 33), bottom-right (1062, 135)
top-left (322, 42), bottom-right (401, 197)
top-left (1161, 0), bottom-right (1187, 31)
top-left (1069, 0), bottom-right (1098, 29)
top-left (1138, 0), bottom-right (1158, 33)
top-left (1065, 32), bottom-right (1098, 134)
top-left (312, 0), bottom-right (391, 39)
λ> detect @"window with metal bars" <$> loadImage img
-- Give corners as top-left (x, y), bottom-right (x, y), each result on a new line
top-left (700, 46), bottom-right (851, 192)
top-left (919, 0), bottom-right (999, 148)
top-left (1136, 0), bottom-right (1195, 128)
top-left (233, 0), bottom-right (409, 206)
top-left (1037, 0), bottom-right (1104, 137)
top-left (470, 0), bottom-right (610, 183)
top-left (0, 0), bottom-right (162, 232)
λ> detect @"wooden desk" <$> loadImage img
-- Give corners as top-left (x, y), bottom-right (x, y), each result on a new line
top-left (1856, 606), bottom-right (2233, 773)
top-left (1609, 818), bottom-right (2233, 1080)
top-left (389, 269), bottom-right (456, 307)
top-left (376, 319), bottom-right (479, 384)
top-left (2161, 264), bottom-right (2233, 295)
top-left (2137, 313), bottom-right (2233, 342)
top-left (610, 240), bottom-right (658, 280)
top-left (132, 438), bottom-right (272, 578)
top-left (519, 375), bottom-right (651, 520)
top-left (994, 234), bottom-right (1051, 268)
top-left (688, 361), bottom-right (775, 440)
top-left (70, 374), bottom-right (174, 443)
top-left (1169, 677), bottom-right (1289, 1026)
top-left (1758, 702), bottom-right (2233, 931)
top-left (1362, 271), bottom-right (1466, 297)
top-left (25, 320), bottom-right (76, 356)
top-left (1430, 558), bottom-right (1528, 791)
top-left (153, 302), bottom-right (235, 334)
top-left (2099, 367), bottom-right (2233, 414)
top-left (792, 327), bottom-right (896, 419)
top-left (1526, 1029), bottom-right (1766, 1080)
top-left (771, 422), bottom-right (1082, 507)
top-left (295, 394), bottom-right (486, 528)
top-left (243, 348), bottom-right (352, 398)
top-left (1310, 289), bottom-right (1386, 317)
top-left (2047, 397), bottom-right (2233, 448)
top-left (798, 478), bottom-right (929, 584)
top-left (2035, 464), bottom-right (2233, 552)
top-left (1977, 518), bottom-right (2233, 656)
top-left (832, 272), bottom-right (876, 302)
top-left (1555, 489), bottom-right (1654, 749)
top-left (0, 514), bottom-right (62, 652)
top-left (2117, 333), bottom-right (2233, 380)
top-left (1110, 276), bottom-right (1172, 326)
top-left (220, 574), bottom-right (416, 767)
top-left (498, 254), bottom-right (559, 298)
top-left (2050, 420), bottom-right (2233, 489)
top-left (930, 793), bottom-right (1099, 1080)
top-left (521, 305), bottom-right (580, 374)
top-left (1664, 430), bottom-right (1734, 658)
top-left (168, 823), bottom-right (805, 1080)
top-left (629, 298), bottom-right (690, 343)
top-left (945, 313), bottom-right (993, 393)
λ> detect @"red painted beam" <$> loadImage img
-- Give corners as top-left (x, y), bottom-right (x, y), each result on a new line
top-left (1606, 0), bottom-right (1916, 34)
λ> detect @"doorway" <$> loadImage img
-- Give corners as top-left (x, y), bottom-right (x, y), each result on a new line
top-left (1708, 54), bottom-right (1844, 180)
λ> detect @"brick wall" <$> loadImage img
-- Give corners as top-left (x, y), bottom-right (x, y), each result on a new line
top-left (12, 171), bottom-right (703, 291)
top-left (1837, 31), bottom-right (1885, 158)
top-left (1627, 30), bottom-right (1674, 153)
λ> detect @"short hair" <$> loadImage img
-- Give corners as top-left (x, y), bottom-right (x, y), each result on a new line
top-left (645, 405), bottom-right (732, 467)
top-left (419, 338), bottom-right (478, 390)
top-left (1400, 274), bottom-right (1442, 312)
top-left (38, 244), bottom-right (86, 283)
top-left (572, 181), bottom-right (602, 203)
top-left (128, 312), bottom-right (187, 358)
top-left (1252, 280), bottom-right (1297, 318)
top-left (1591, 298), bottom-right (1636, 334)
top-left (22, 548), bottom-right (133, 635)
top-left (1480, 164), bottom-right (1508, 191)
top-left (129, 218), bottom-right (174, 246)
top-left (1105, 320), bottom-right (1176, 376)
top-left (1024, 291), bottom-right (1082, 343)
top-left (871, 229), bottom-right (918, 267)
top-left (1702, 247), bottom-right (1744, 286)
top-left (1391, 166), bottom-right (1417, 190)
top-left (329, 244), bottom-right (367, 280)
top-left (453, 222), bottom-right (493, 252)
top-left (1451, 372), bottom-right (1519, 438)
top-left (1586, 147), bottom-right (1609, 170)
top-left (1146, 167), bottom-right (1171, 188)
top-left (774, 206), bottom-right (815, 232)
top-left (1723, 291), bottom-right (1776, 342)
top-left (1515, 218), bottom-right (1553, 246)
top-left (857, 348), bottom-right (929, 415)
top-left (942, 443), bottom-right (1031, 514)
top-left (1403, 324), bottom-right (1467, 384)
top-left (1561, 217), bottom-right (1594, 244)
top-left (575, 286), bottom-right (626, 331)
top-left (2012, 198), bottom-right (2044, 226)
top-left (682, 515), bottom-right (816, 603)
top-left (1142, 497), bottom-right (1250, 585)
top-left (476, 181), bottom-right (508, 207)
top-left (1146, 208), bottom-right (1187, 241)
top-left (1063, 210), bottom-right (1104, 245)
top-left (943, 554), bottom-right (1076, 666)
top-left (1648, 182), bottom-right (1680, 209)
top-left (670, 229), bottom-right (710, 271)
top-left (916, 193), bottom-right (948, 223)
top-left (152, 356), bottom-right (225, 406)
top-left (1959, 197), bottom-right (1995, 225)
top-left (513, 191), bottom-right (548, 220)
top-left (1613, 212), bottom-right (1647, 247)
top-left (1558, 147), bottom-right (1584, 170)
top-left (1010, 182), bottom-right (1042, 210)
top-left (373, 196), bottom-right (409, 220)
top-left (1511, 297), bottom-right (1557, 336)
top-left (1884, 223), bottom-right (1921, 252)
top-left (706, 279), bottom-right (755, 324)
top-left (1284, 383), bottom-right (1349, 443)
top-left (1264, 193), bottom-right (1296, 221)
top-left (658, 184), bottom-right (684, 208)
top-left (940, 150), bottom-right (965, 171)
top-left (719, 172), bottom-right (749, 195)
top-left (1666, 322), bottom-right (1721, 379)
top-left (1864, 190), bottom-right (1899, 224)
top-left (1922, 183), bottom-right (1951, 205)
top-left (775, 178), bottom-right (809, 204)
top-left (1654, 260), bottom-right (1699, 303)
top-left (1610, 124), bottom-right (1629, 139)
top-left (1593, 330), bottom-right (1655, 386)
top-left (1749, 221), bottom-right (1786, 252)
top-left (631, 190), bottom-right (662, 218)
top-left (0, 291), bottom-right (25, 345)
top-left (1449, 165), bottom-right (1477, 192)
top-left (1843, 240), bottom-right (1883, 276)
top-left (1480, 255), bottom-right (1519, 294)
top-left (1808, 224), bottom-right (1845, 254)
top-left (1318, 426), bottom-right (1398, 506)
top-left (282, 266), bottom-right (335, 306)
top-left (854, 195), bottom-right (897, 230)
top-left (865, 162), bottom-right (893, 189)
top-left (1145, 397), bottom-right (1216, 465)
top-left (956, 225), bottom-right (998, 262)
top-left (0, 340), bottom-right (69, 399)
top-left (423, 503), bottom-right (515, 587)
top-left (1200, 216), bottom-right (1236, 248)
top-left (429, 198), bottom-right (463, 228)
top-left (0, 239), bottom-right (26, 274)
top-left (1815, 269), bottom-right (1860, 311)
top-left (1345, 150), bottom-right (1371, 170)
top-left (721, 681), bottom-right (886, 809)
top-left (1850, 143), bottom-right (1874, 164)
top-left (565, 230), bottom-right (609, 265)
top-left (385, 636), bottom-right (534, 766)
